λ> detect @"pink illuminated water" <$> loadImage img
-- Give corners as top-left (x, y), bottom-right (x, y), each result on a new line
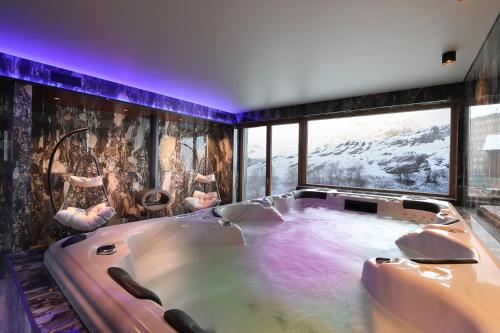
top-left (147, 207), bottom-right (422, 332)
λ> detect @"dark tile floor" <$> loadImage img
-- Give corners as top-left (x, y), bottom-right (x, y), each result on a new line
top-left (6, 248), bottom-right (87, 333)
top-left (0, 252), bottom-right (32, 333)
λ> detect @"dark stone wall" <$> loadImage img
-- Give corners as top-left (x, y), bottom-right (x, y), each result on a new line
top-left (29, 100), bottom-right (151, 247)
top-left (157, 119), bottom-right (194, 216)
top-left (238, 83), bottom-right (464, 123)
top-left (11, 84), bottom-right (33, 249)
top-left (156, 120), bottom-right (234, 216)
top-left (0, 78), bottom-right (13, 252)
top-left (208, 124), bottom-right (234, 204)
top-left (0, 79), bottom-right (234, 251)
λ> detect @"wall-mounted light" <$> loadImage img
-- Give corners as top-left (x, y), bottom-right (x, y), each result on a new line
top-left (53, 97), bottom-right (60, 101)
top-left (442, 51), bottom-right (456, 65)
top-left (123, 108), bottom-right (128, 112)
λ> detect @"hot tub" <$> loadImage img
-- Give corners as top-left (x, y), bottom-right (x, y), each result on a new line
top-left (44, 189), bottom-right (500, 333)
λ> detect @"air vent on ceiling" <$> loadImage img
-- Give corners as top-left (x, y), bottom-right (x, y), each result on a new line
top-left (50, 71), bottom-right (82, 87)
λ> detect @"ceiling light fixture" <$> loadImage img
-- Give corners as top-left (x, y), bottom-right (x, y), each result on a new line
top-left (442, 51), bottom-right (456, 65)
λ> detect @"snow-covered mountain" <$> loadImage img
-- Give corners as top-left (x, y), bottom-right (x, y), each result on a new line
top-left (246, 124), bottom-right (450, 198)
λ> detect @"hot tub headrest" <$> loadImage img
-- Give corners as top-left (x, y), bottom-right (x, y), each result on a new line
top-left (292, 189), bottom-right (328, 200)
top-left (107, 267), bottom-right (162, 306)
top-left (164, 309), bottom-right (214, 333)
top-left (61, 234), bottom-right (87, 248)
top-left (402, 200), bottom-right (441, 214)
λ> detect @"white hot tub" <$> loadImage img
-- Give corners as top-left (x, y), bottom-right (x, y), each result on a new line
top-left (44, 189), bottom-right (500, 333)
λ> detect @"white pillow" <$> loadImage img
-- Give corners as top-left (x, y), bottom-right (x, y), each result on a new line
top-left (193, 190), bottom-right (206, 199)
top-left (194, 173), bottom-right (216, 183)
top-left (185, 197), bottom-right (201, 209)
top-left (203, 197), bottom-right (220, 208)
top-left (69, 175), bottom-right (103, 188)
top-left (87, 202), bottom-right (107, 214)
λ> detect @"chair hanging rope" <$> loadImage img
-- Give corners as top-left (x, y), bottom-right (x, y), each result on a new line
top-left (48, 127), bottom-right (89, 214)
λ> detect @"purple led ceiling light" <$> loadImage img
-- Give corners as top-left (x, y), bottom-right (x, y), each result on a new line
top-left (0, 51), bottom-right (236, 124)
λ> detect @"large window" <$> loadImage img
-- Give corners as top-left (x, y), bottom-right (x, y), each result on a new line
top-left (271, 123), bottom-right (299, 195)
top-left (242, 126), bottom-right (267, 200)
top-left (239, 106), bottom-right (456, 200)
top-left (307, 108), bottom-right (452, 194)
top-left (468, 103), bottom-right (500, 201)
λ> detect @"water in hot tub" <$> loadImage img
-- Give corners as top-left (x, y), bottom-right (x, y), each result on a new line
top-left (141, 207), bottom-right (423, 333)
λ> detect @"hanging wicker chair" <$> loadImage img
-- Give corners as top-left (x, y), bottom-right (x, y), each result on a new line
top-left (48, 128), bottom-right (115, 232)
top-left (184, 156), bottom-right (221, 211)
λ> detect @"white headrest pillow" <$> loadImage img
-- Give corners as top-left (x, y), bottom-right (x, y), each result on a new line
top-left (69, 175), bottom-right (103, 188)
top-left (184, 196), bottom-right (220, 211)
top-left (194, 173), bottom-right (216, 183)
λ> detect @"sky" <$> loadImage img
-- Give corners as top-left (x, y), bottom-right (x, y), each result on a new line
top-left (245, 107), bottom-right (452, 159)
top-left (308, 108), bottom-right (451, 149)
top-left (470, 103), bottom-right (500, 119)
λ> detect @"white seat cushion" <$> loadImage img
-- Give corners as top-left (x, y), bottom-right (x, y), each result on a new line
top-left (55, 203), bottom-right (115, 231)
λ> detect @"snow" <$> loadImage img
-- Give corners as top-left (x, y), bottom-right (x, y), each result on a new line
top-left (471, 103), bottom-right (500, 119)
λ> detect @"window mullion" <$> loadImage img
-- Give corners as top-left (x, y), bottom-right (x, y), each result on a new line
top-left (298, 120), bottom-right (307, 188)
top-left (266, 125), bottom-right (272, 196)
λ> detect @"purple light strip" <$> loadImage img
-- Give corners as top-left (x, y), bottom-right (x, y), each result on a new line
top-left (0, 52), bottom-right (236, 124)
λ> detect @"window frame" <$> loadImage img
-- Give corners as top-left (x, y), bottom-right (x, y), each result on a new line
top-left (238, 120), bottom-right (301, 200)
top-left (270, 122), bottom-right (300, 196)
top-left (239, 125), bottom-right (269, 200)
top-left (238, 102), bottom-right (459, 200)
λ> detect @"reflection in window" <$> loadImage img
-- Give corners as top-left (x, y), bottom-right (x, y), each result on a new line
top-left (307, 108), bottom-right (451, 194)
top-left (468, 104), bottom-right (500, 200)
top-left (271, 123), bottom-right (299, 195)
top-left (243, 126), bottom-right (267, 200)
top-left (180, 136), bottom-right (195, 171)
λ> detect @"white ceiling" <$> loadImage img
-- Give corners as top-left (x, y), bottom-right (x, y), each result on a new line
top-left (0, 0), bottom-right (499, 113)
